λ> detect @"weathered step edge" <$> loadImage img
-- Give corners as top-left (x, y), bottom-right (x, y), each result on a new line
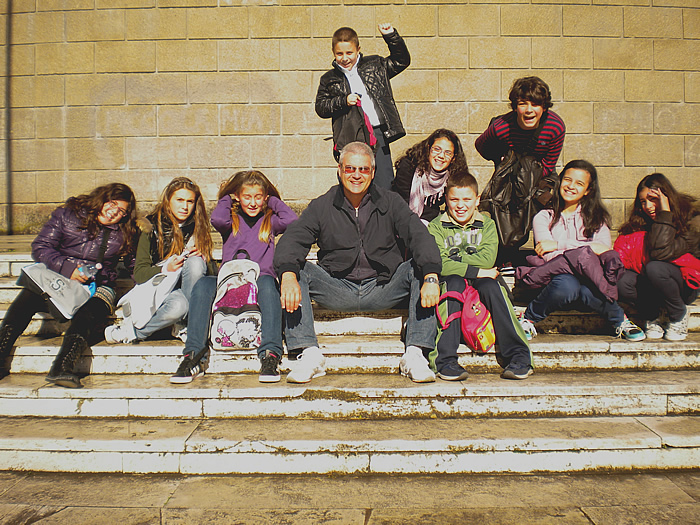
top-left (0, 415), bottom-right (697, 475)
top-left (0, 372), bottom-right (697, 419)
top-left (5, 334), bottom-right (700, 376)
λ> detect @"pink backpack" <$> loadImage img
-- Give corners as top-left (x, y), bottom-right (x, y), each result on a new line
top-left (436, 281), bottom-right (496, 354)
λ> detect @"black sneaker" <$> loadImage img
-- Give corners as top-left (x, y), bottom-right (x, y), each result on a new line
top-left (259, 351), bottom-right (281, 383)
top-left (501, 362), bottom-right (534, 380)
top-left (437, 361), bottom-right (468, 381)
top-left (170, 354), bottom-right (205, 384)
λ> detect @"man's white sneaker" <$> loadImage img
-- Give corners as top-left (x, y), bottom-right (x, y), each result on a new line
top-left (399, 346), bottom-right (436, 383)
top-left (664, 309), bottom-right (689, 341)
top-left (286, 346), bottom-right (326, 383)
top-left (104, 323), bottom-right (136, 344)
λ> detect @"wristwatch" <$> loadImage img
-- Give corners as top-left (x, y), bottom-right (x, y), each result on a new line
top-left (423, 276), bottom-right (438, 285)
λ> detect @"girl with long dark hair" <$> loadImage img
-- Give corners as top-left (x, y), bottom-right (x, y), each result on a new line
top-left (517, 160), bottom-right (645, 342)
top-left (104, 177), bottom-right (213, 344)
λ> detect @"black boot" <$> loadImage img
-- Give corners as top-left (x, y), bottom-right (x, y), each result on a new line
top-left (46, 334), bottom-right (87, 388)
top-left (0, 324), bottom-right (17, 380)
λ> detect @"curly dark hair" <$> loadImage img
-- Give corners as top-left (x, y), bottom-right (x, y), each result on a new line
top-left (618, 173), bottom-right (697, 236)
top-left (508, 76), bottom-right (553, 111)
top-left (394, 129), bottom-right (468, 176)
top-left (64, 182), bottom-right (138, 257)
top-left (550, 159), bottom-right (610, 239)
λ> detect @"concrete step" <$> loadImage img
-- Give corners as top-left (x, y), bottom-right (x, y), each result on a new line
top-left (0, 415), bottom-right (696, 475)
top-left (5, 333), bottom-right (700, 376)
top-left (0, 371), bottom-right (697, 419)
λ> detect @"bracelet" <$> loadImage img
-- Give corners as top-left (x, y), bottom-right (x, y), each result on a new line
top-left (423, 276), bottom-right (438, 285)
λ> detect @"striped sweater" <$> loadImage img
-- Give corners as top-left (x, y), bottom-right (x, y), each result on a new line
top-left (475, 110), bottom-right (566, 175)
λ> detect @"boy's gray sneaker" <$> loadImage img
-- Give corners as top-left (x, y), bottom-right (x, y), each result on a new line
top-left (501, 363), bottom-right (534, 380)
top-left (664, 309), bottom-right (689, 341)
top-left (645, 317), bottom-right (664, 340)
top-left (437, 362), bottom-right (468, 381)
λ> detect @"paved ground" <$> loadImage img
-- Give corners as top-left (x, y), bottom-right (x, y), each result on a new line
top-left (0, 471), bottom-right (698, 524)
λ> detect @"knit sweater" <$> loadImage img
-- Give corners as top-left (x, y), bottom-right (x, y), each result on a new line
top-left (475, 110), bottom-right (565, 175)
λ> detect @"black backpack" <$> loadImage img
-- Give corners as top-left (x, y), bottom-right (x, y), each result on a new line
top-left (478, 115), bottom-right (558, 248)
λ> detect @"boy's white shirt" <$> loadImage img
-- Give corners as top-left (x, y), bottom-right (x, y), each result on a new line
top-left (338, 56), bottom-right (381, 127)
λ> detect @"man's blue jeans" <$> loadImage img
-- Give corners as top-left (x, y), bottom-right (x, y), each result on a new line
top-left (525, 274), bottom-right (625, 328)
top-left (284, 260), bottom-right (436, 351)
top-left (183, 274), bottom-right (283, 362)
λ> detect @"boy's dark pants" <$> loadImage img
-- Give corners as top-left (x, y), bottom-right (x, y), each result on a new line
top-left (373, 126), bottom-right (394, 190)
top-left (433, 275), bottom-right (532, 372)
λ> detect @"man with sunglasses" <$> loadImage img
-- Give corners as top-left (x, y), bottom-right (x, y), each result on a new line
top-left (275, 142), bottom-right (441, 384)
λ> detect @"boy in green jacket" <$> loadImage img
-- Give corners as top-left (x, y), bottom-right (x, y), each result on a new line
top-left (427, 170), bottom-right (533, 380)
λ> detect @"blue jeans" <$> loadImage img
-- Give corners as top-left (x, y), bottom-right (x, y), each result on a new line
top-left (135, 256), bottom-right (207, 340)
top-left (525, 274), bottom-right (625, 328)
top-left (183, 274), bottom-right (283, 361)
top-left (285, 260), bottom-right (436, 351)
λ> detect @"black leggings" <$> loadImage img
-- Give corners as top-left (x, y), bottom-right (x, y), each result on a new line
top-left (617, 261), bottom-right (697, 323)
top-left (2, 288), bottom-right (112, 347)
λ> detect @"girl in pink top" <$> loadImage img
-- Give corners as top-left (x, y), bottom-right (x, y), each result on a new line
top-left (518, 160), bottom-right (645, 341)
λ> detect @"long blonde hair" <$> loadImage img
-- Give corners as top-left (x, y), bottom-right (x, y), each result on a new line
top-left (218, 171), bottom-right (281, 243)
top-left (152, 177), bottom-right (213, 261)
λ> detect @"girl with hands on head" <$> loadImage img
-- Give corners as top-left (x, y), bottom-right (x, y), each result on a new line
top-left (170, 171), bottom-right (297, 384)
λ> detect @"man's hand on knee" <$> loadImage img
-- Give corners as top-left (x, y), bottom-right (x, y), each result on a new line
top-left (280, 272), bottom-right (302, 313)
top-left (420, 273), bottom-right (440, 308)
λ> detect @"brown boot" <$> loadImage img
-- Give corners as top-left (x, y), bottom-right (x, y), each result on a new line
top-left (46, 334), bottom-right (87, 388)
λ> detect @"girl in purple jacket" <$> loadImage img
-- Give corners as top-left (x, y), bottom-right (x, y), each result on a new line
top-left (170, 171), bottom-right (297, 384)
top-left (0, 183), bottom-right (138, 388)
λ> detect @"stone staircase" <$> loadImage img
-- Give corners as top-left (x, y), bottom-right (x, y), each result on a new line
top-left (0, 243), bottom-right (697, 475)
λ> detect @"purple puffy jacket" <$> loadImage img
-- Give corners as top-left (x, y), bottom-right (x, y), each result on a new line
top-left (31, 206), bottom-right (129, 288)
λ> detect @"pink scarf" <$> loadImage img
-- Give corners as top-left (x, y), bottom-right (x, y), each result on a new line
top-left (409, 166), bottom-right (449, 218)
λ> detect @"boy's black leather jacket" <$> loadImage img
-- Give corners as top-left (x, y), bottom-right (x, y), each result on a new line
top-left (315, 30), bottom-right (410, 145)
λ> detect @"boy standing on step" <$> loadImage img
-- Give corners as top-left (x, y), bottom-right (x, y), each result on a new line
top-left (427, 170), bottom-right (533, 381)
top-left (315, 24), bottom-right (410, 190)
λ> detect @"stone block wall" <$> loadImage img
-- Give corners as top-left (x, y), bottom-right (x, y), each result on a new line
top-left (0, 0), bottom-right (697, 233)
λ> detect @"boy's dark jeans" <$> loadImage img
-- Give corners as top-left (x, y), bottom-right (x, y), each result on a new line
top-left (433, 275), bottom-right (532, 372)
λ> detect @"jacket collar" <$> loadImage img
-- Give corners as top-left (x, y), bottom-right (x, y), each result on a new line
top-left (333, 53), bottom-right (363, 73)
top-left (439, 210), bottom-right (485, 229)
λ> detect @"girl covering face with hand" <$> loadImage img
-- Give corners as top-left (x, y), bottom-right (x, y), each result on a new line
top-left (105, 177), bottom-right (213, 345)
top-left (615, 174), bottom-right (700, 341)
top-left (170, 171), bottom-right (298, 384)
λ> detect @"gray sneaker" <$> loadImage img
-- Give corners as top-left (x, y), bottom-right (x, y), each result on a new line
top-left (645, 317), bottom-right (664, 340)
top-left (664, 309), bottom-right (689, 341)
